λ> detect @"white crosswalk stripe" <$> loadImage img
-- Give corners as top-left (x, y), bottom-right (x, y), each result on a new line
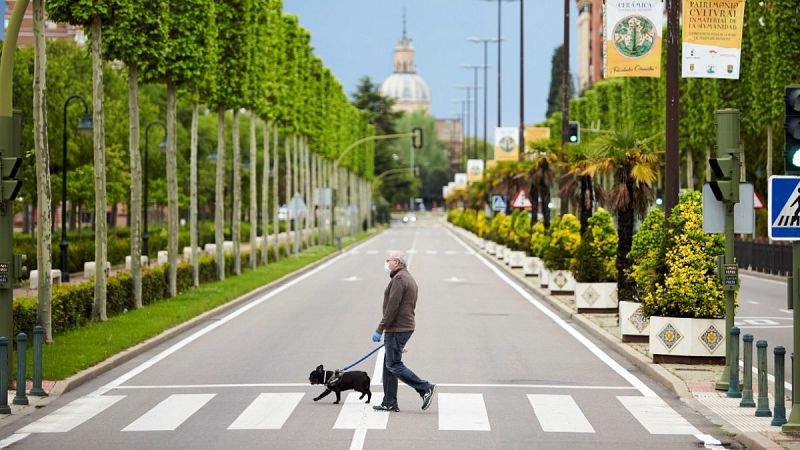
top-left (18, 395), bottom-right (126, 433)
top-left (123, 394), bottom-right (215, 431)
top-left (617, 396), bottom-right (700, 435)
top-left (228, 393), bottom-right (304, 430)
top-left (333, 393), bottom-right (389, 429)
top-left (438, 393), bottom-right (490, 431)
top-left (527, 394), bottom-right (594, 433)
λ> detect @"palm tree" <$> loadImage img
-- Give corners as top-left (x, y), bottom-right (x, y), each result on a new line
top-left (560, 145), bottom-right (607, 233)
top-left (525, 140), bottom-right (559, 229)
top-left (582, 129), bottom-right (661, 301)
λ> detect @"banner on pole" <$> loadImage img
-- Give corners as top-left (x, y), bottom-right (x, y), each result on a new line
top-left (681, 0), bottom-right (746, 79)
top-left (494, 127), bottom-right (519, 162)
top-left (604, 1), bottom-right (664, 78)
top-left (467, 159), bottom-right (484, 183)
top-left (454, 173), bottom-right (468, 190)
top-left (525, 127), bottom-right (551, 145)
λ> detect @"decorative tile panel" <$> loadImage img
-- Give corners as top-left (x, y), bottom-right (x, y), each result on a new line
top-left (581, 286), bottom-right (599, 306)
top-left (699, 323), bottom-right (723, 353)
top-left (553, 272), bottom-right (567, 289)
top-left (628, 306), bottom-right (649, 333)
top-left (657, 322), bottom-right (683, 351)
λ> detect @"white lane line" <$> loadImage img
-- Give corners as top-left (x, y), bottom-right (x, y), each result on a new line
top-left (446, 228), bottom-right (657, 398)
top-left (366, 250), bottom-right (378, 254)
top-left (334, 393), bottom-right (389, 429)
top-left (123, 394), bottom-right (214, 431)
top-left (90, 235), bottom-right (377, 397)
top-left (527, 394), bottom-right (594, 433)
top-left (0, 433), bottom-right (29, 449)
top-left (372, 348), bottom-right (385, 386)
top-left (349, 428), bottom-right (367, 450)
top-left (444, 250), bottom-right (457, 255)
top-left (18, 395), bottom-right (126, 433)
top-left (780, 309), bottom-right (793, 314)
top-left (617, 396), bottom-right (699, 435)
top-left (228, 393), bottom-right (304, 430)
top-left (438, 393), bottom-right (491, 431)
top-left (425, 250), bottom-right (437, 255)
top-left (112, 382), bottom-right (636, 390)
top-left (746, 300), bottom-right (760, 305)
top-left (739, 273), bottom-right (786, 285)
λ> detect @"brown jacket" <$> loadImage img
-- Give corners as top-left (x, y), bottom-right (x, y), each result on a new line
top-left (376, 267), bottom-right (418, 333)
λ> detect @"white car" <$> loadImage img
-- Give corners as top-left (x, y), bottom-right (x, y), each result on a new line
top-left (402, 214), bottom-right (417, 223)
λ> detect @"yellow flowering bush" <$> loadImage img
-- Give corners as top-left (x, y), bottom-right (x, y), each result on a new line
top-left (572, 208), bottom-right (617, 282)
top-left (475, 212), bottom-right (491, 238)
top-left (543, 214), bottom-right (582, 270)
top-left (626, 208), bottom-right (665, 302)
top-left (640, 191), bottom-right (727, 318)
top-left (489, 212), bottom-right (506, 243)
top-left (530, 219), bottom-right (547, 258)
top-left (509, 209), bottom-right (532, 253)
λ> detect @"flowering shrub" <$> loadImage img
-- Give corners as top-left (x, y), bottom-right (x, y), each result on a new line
top-left (626, 208), bottom-right (665, 303)
top-left (530, 219), bottom-right (547, 258)
top-left (640, 191), bottom-right (728, 318)
top-left (571, 208), bottom-right (617, 282)
top-left (509, 210), bottom-right (532, 253)
top-left (543, 214), bottom-right (581, 270)
top-left (489, 212), bottom-right (506, 243)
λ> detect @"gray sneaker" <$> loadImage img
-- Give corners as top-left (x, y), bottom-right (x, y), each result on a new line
top-left (421, 385), bottom-right (437, 410)
top-left (373, 404), bottom-right (399, 412)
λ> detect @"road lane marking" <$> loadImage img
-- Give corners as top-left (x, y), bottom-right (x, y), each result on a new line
top-left (123, 394), bottom-right (214, 431)
top-left (18, 395), bottom-right (125, 433)
top-left (617, 396), bottom-right (699, 435)
top-left (366, 250), bottom-right (378, 254)
top-left (446, 227), bottom-right (657, 398)
top-left (444, 250), bottom-right (457, 255)
top-left (112, 382), bottom-right (637, 390)
top-left (0, 434), bottom-right (29, 449)
top-left (438, 393), bottom-right (490, 431)
top-left (425, 250), bottom-right (437, 255)
top-left (780, 309), bottom-right (793, 314)
top-left (746, 301), bottom-right (760, 305)
top-left (341, 276), bottom-right (362, 282)
top-left (334, 393), bottom-right (388, 430)
top-left (527, 394), bottom-right (594, 433)
top-left (90, 234), bottom-right (378, 397)
top-left (228, 393), bottom-right (304, 430)
top-left (372, 347), bottom-right (385, 386)
top-left (739, 273), bottom-right (786, 285)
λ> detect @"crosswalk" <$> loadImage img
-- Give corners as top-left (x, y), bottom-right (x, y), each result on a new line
top-left (17, 391), bottom-right (700, 436)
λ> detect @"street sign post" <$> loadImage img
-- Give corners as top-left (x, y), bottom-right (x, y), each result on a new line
top-left (702, 183), bottom-right (754, 234)
top-left (491, 195), bottom-right (507, 212)
top-left (510, 189), bottom-right (532, 209)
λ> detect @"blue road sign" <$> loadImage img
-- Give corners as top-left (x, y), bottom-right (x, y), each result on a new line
top-left (768, 175), bottom-right (800, 240)
top-left (492, 195), bottom-right (507, 212)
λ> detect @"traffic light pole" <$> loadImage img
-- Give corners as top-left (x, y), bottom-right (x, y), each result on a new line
top-left (786, 242), bottom-right (800, 430)
top-left (0, 117), bottom-right (16, 347)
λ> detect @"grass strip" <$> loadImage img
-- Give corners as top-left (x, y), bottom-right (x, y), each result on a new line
top-left (36, 229), bottom-right (378, 381)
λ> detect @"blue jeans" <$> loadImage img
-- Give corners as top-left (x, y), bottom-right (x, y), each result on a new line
top-left (382, 331), bottom-right (432, 408)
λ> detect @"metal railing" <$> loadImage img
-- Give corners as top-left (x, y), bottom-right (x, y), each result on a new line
top-left (735, 240), bottom-right (792, 276)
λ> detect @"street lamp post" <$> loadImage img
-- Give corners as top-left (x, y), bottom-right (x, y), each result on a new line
top-left (468, 38), bottom-right (499, 165)
top-left (482, 0), bottom-right (517, 127)
top-left (456, 86), bottom-right (472, 159)
top-left (60, 95), bottom-right (92, 282)
top-left (143, 120), bottom-right (166, 260)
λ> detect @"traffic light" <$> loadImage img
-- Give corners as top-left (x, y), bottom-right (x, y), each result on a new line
top-left (567, 121), bottom-right (580, 144)
top-left (0, 112), bottom-right (23, 203)
top-left (412, 127), bottom-right (423, 149)
top-left (784, 85), bottom-right (800, 175)
top-left (709, 110), bottom-right (741, 203)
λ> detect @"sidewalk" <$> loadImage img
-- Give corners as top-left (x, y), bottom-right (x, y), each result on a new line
top-left (449, 224), bottom-right (795, 450)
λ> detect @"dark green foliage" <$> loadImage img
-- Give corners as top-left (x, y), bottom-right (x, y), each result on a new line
top-left (571, 208), bottom-right (617, 283)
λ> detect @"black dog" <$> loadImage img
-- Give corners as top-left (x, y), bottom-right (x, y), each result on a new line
top-left (309, 365), bottom-right (371, 404)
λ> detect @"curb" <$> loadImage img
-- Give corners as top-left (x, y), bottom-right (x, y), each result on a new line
top-left (38, 231), bottom-right (384, 401)
top-left (449, 225), bottom-right (784, 450)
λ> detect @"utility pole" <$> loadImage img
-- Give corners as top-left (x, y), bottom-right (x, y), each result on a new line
top-left (664, 0), bottom-right (681, 218)
top-left (518, 0), bottom-right (525, 159)
top-left (560, 0), bottom-right (570, 215)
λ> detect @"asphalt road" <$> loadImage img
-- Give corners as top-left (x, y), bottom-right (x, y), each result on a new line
top-left (0, 217), bottom-right (739, 449)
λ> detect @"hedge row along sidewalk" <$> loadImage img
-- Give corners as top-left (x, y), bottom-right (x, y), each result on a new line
top-left (15, 229), bottom-right (380, 387)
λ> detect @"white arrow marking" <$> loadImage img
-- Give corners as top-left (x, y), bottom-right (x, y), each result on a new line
top-left (342, 276), bottom-right (362, 282)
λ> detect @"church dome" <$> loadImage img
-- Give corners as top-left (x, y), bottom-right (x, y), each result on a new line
top-left (380, 73), bottom-right (431, 104)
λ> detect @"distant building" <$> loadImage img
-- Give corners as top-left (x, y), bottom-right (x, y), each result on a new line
top-left (435, 118), bottom-right (464, 172)
top-left (4, 1), bottom-right (85, 47)
top-left (576, 0), bottom-right (604, 93)
top-left (380, 15), bottom-right (431, 114)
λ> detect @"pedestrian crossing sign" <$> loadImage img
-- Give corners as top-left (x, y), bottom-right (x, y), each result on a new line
top-left (492, 195), bottom-right (507, 212)
top-left (768, 175), bottom-right (800, 240)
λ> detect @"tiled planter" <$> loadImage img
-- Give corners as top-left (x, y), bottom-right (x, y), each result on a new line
top-left (575, 282), bottom-right (618, 313)
top-left (479, 238), bottom-right (486, 249)
top-left (486, 241), bottom-right (497, 255)
top-left (619, 301), bottom-right (649, 342)
top-left (496, 245), bottom-right (506, 260)
top-left (548, 269), bottom-right (576, 295)
top-left (504, 247), bottom-right (512, 265)
top-left (523, 257), bottom-right (540, 276)
top-left (649, 316), bottom-right (726, 364)
top-left (508, 251), bottom-right (526, 268)
top-left (538, 266), bottom-right (550, 288)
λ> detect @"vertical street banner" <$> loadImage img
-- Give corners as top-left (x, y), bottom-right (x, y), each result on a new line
top-left (454, 173), bottom-right (468, 190)
top-left (604, 1), bottom-right (664, 78)
top-left (681, 0), bottom-right (746, 79)
top-left (494, 127), bottom-right (519, 162)
top-left (467, 159), bottom-right (484, 183)
top-left (525, 127), bottom-right (551, 145)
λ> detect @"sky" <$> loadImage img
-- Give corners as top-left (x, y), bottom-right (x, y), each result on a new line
top-left (284, 0), bottom-right (579, 141)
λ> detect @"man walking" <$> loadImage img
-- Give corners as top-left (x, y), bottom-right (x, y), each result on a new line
top-left (371, 251), bottom-right (436, 412)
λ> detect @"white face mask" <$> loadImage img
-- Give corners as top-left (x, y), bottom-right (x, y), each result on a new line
top-left (384, 261), bottom-right (392, 274)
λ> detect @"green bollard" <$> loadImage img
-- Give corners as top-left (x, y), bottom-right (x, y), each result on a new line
top-left (29, 326), bottom-right (45, 397)
top-left (0, 337), bottom-right (9, 414)
top-left (773, 346), bottom-right (787, 426)
top-left (727, 327), bottom-right (742, 398)
top-left (740, 334), bottom-right (755, 407)
top-left (755, 340), bottom-right (771, 417)
top-left (12, 333), bottom-right (27, 406)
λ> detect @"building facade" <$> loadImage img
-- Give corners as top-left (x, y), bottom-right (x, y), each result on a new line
top-left (576, 0), bottom-right (604, 93)
top-left (4, 1), bottom-right (84, 47)
top-left (380, 20), bottom-right (431, 113)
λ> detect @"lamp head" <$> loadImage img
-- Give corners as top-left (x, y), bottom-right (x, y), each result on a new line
top-left (77, 113), bottom-right (93, 137)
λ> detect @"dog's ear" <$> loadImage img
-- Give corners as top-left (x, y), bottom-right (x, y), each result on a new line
top-left (316, 365), bottom-right (323, 372)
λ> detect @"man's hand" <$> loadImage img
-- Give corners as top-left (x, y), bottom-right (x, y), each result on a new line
top-left (372, 331), bottom-right (382, 342)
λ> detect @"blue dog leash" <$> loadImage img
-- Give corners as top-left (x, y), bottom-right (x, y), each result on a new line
top-left (342, 344), bottom-right (385, 371)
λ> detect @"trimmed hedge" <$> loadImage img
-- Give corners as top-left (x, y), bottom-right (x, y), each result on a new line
top-left (13, 242), bottom-right (294, 337)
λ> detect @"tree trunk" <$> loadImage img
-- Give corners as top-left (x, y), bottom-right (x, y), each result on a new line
top-left (285, 136), bottom-right (292, 255)
top-left (128, 63), bottom-right (142, 308)
top-left (91, 15), bottom-right (107, 321)
top-left (685, 149), bottom-right (694, 191)
top-left (249, 111), bottom-right (257, 269)
top-left (767, 123), bottom-right (773, 180)
top-left (261, 120), bottom-right (269, 265)
top-left (32, 0), bottom-right (52, 341)
top-left (272, 124), bottom-right (280, 261)
top-left (166, 81), bottom-right (178, 297)
top-left (190, 95), bottom-right (199, 287)
top-left (215, 106), bottom-right (226, 280)
top-left (616, 180), bottom-right (636, 302)
top-left (232, 109), bottom-right (241, 275)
